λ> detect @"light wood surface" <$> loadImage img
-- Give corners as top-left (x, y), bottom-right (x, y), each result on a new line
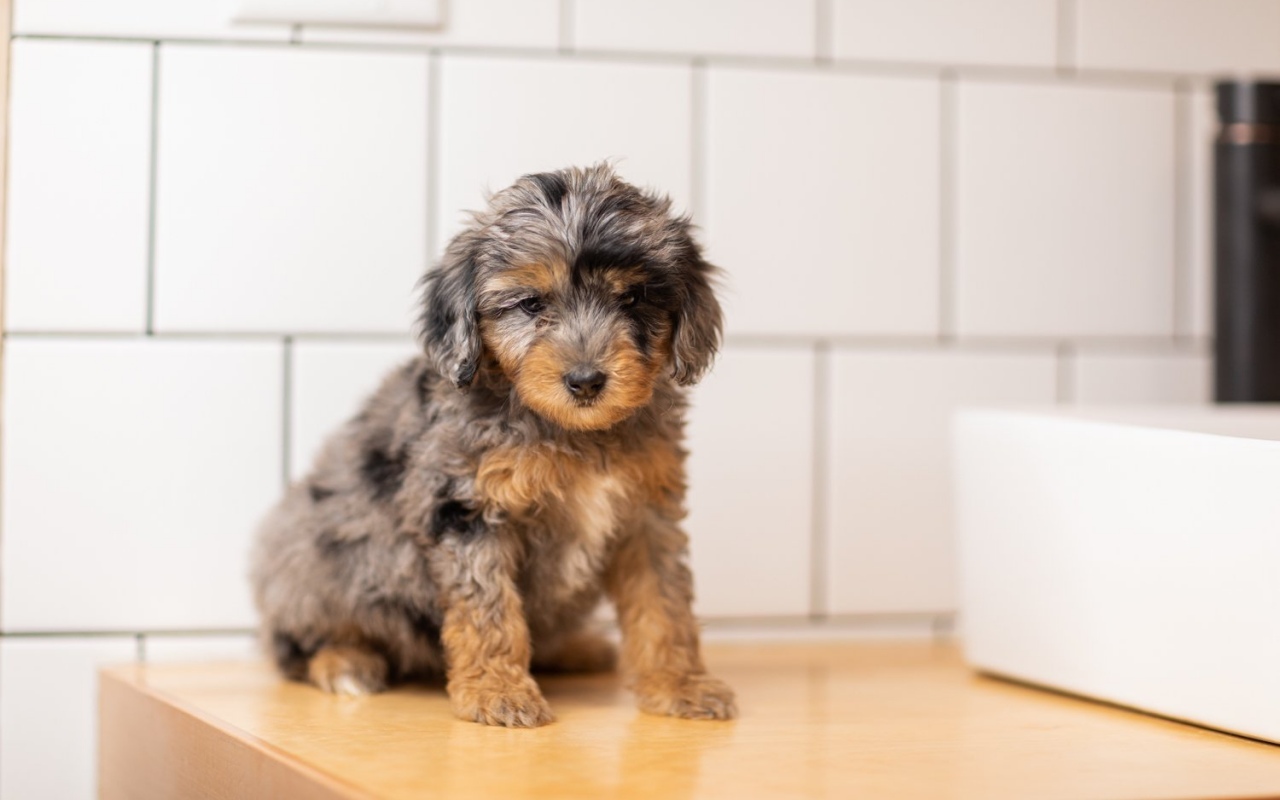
top-left (100, 642), bottom-right (1280, 799)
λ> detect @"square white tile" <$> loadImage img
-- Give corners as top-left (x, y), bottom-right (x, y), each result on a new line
top-left (705, 67), bottom-right (940, 336)
top-left (290, 340), bottom-right (419, 481)
top-left (1075, 0), bottom-right (1280, 75)
top-left (574, 0), bottom-right (814, 58)
top-left (1072, 350), bottom-right (1210, 404)
top-left (832, 0), bottom-right (1057, 68)
top-left (826, 348), bottom-right (1057, 614)
top-left (436, 55), bottom-right (692, 251)
top-left (5, 39), bottom-right (152, 332)
top-left (143, 634), bottom-right (261, 662)
top-left (2, 339), bottom-right (283, 631)
top-left (1188, 85), bottom-right (1215, 340)
top-left (154, 45), bottom-right (428, 333)
top-left (14, 0), bottom-right (290, 40)
top-left (955, 80), bottom-right (1176, 337)
top-left (685, 346), bottom-right (815, 618)
top-left (0, 637), bottom-right (137, 800)
top-left (300, 0), bottom-right (560, 48)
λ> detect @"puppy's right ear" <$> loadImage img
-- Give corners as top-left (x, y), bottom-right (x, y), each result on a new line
top-left (419, 235), bottom-right (482, 390)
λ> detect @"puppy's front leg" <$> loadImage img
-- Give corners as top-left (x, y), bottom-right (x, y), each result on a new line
top-left (436, 533), bottom-right (553, 728)
top-left (606, 516), bottom-right (737, 720)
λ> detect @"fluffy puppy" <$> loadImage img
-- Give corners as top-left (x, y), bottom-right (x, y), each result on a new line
top-left (251, 163), bottom-right (734, 727)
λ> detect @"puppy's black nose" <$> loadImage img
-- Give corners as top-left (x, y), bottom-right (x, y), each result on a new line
top-left (564, 368), bottom-right (607, 400)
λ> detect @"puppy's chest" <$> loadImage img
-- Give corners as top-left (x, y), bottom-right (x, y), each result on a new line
top-left (474, 445), bottom-right (639, 594)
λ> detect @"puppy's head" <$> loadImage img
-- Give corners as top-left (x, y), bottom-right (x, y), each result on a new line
top-left (420, 164), bottom-right (722, 431)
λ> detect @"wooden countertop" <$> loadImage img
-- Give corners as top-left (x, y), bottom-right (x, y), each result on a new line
top-left (100, 641), bottom-right (1280, 799)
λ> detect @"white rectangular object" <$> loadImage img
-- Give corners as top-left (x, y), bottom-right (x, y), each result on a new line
top-left (235, 0), bottom-right (442, 27)
top-left (955, 406), bottom-right (1280, 743)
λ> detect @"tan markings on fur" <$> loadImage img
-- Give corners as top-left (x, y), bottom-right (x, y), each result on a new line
top-left (509, 334), bottom-right (666, 431)
top-left (606, 525), bottom-right (738, 720)
top-left (475, 436), bottom-right (682, 520)
top-left (475, 444), bottom-right (595, 514)
top-left (441, 569), bottom-right (554, 727)
top-left (604, 267), bottom-right (649, 294)
top-left (307, 645), bottom-right (388, 696)
top-left (482, 262), bottom-right (565, 298)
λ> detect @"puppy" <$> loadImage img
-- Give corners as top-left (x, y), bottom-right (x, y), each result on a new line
top-left (251, 163), bottom-right (734, 727)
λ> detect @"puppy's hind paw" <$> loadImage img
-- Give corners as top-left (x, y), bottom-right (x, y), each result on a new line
top-left (450, 675), bottom-right (555, 728)
top-left (635, 673), bottom-right (737, 721)
top-left (307, 645), bottom-right (389, 696)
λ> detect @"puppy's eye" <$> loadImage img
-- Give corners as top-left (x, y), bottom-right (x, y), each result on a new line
top-left (518, 297), bottom-right (545, 315)
top-left (620, 289), bottom-right (642, 308)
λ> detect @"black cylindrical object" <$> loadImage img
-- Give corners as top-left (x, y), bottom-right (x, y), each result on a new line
top-left (1215, 80), bottom-right (1280, 402)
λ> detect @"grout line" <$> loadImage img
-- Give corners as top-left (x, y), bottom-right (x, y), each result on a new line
top-left (281, 336), bottom-right (293, 489)
top-left (938, 71), bottom-right (958, 342)
top-left (0, 329), bottom-right (1213, 353)
top-left (809, 341), bottom-right (831, 621)
top-left (931, 614), bottom-right (957, 641)
top-left (1055, 341), bottom-right (1075, 403)
top-left (2, 330), bottom-right (416, 340)
top-left (814, 0), bottom-right (834, 64)
top-left (0, 627), bottom-right (255, 638)
top-left (558, 0), bottom-right (575, 54)
top-left (0, 0), bottom-right (13, 646)
top-left (1173, 80), bottom-right (1192, 341)
top-left (9, 32), bottom-right (1196, 88)
top-left (690, 58), bottom-right (708, 225)
top-left (135, 633), bottom-right (145, 662)
top-left (144, 41), bottom-right (160, 335)
top-left (289, 23), bottom-right (301, 45)
top-left (1055, 0), bottom-right (1077, 76)
top-left (425, 49), bottom-right (441, 265)
top-left (699, 611), bottom-right (946, 630)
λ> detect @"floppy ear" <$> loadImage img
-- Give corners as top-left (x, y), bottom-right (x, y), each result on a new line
top-left (669, 250), bottom-right (724, 386)
top-left (419, 234), bottom-right (482, 390)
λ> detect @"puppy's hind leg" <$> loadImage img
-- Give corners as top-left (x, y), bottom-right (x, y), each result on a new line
top-left (307, 644), bottom-right (389, 697)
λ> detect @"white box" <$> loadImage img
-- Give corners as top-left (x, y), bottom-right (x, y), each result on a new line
top-left (955, 406), bottom-right (1280, 743)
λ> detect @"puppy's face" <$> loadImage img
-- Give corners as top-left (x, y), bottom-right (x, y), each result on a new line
top-left (421, 166), bottom-right (722, 432)
top-left (477, 258), bottom-right (670, 431)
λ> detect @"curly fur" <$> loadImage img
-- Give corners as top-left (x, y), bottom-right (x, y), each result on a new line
top-left (251, 164), bottom-right (734, 727)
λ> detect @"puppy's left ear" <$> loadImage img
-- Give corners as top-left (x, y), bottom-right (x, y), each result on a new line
top-left (670, 247), bottom-right (724, 386)
top-left (419, 233), bottom-right (483, 390)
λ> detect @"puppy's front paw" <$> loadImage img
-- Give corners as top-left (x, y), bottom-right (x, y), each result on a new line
top-left (635, 673), bottom-right (737, 720)
top-left (449, 675), bottom-right (555, 728)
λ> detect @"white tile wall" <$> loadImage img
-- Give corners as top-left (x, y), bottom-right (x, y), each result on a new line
top-left (1188, 86), bottom-right (1216, 340)
top-left (143, 634), bottom-right (260, 662)
top-left (13, 0), bottom-right (290, 40)
top-left (5, 39), bottom-right (152, 333)
top-left (1075, 0), bottom-right (1280, 75)
top-left (153, 45), bottom-right (428, 333)
top-left (832, 0), bottom-right (1058, 68)
top-left (290, 340), bottom-right (419, 480)
top-left (2, 339), bottom-right (282, 631)
top-left (0, 0), bottom-right (1234, 784)
top-left (955, 80), bottom-right (1176, 338)
top-left (0, 637), bottom-right (136, 800)
top-left (1072, 351), bottom-right (1210, 404)
top-left (826, 349), bottom-right (1057, 614)
top-left (705, 67), bottom-right (940, 336)
top-left (685, 346), bottom-right (815, 618)
top-left (436, 55), bottom-right (692, 251)
top-left (299, 0), bottom-right (561, 49)
top-left (575, 0), bottom-right (814, 58)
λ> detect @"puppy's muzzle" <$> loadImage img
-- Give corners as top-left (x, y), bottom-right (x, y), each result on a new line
top-left (564, 367), bottom-right (607, 401)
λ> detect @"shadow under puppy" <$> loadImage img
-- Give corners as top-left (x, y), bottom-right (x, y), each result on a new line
top-left (251, 164), bottom-right (735, 727)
